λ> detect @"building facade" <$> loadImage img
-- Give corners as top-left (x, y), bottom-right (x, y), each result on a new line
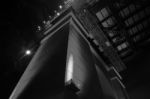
top-left (9, 0), bottom-right (150, 99)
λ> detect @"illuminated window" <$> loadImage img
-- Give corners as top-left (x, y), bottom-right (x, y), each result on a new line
top-left (101, 7), bottom-right (110, 18)
top-left (105, 41), bottom-right (111, 47)
top-left (117, 42), bottom-right (128, 51)
top-left (96, 11), bottom-right (104, 21)
top-left (102, 17), bottom-right (115, 28)
top-left (96, 7), bottom-right (110, 22)
top-left (65, 54), bottom-right (74, 82)
top-left (112, 37), bottom-right (118, 43)
top-left (108, 31), bottom-right (116, 37)
top-left (107, 17), bottom-right (115, 26)
top-left (102, 21), bottom-right (109, 27)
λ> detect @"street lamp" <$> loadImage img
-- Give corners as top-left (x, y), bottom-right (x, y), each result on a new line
top-left (59, 5), bottom-right (63, 9)
top-left (25, 50), bottom-right (31, 55)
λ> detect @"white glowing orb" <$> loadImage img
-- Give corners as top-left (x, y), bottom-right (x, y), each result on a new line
top-left (57, 12), bottom-right (60, 16)
top-left (65, 55), bottom-right (74, 82)
top-left (59, 5), bottom-right (62, 9)
top-left (25, 50), bottom-right (31, 55)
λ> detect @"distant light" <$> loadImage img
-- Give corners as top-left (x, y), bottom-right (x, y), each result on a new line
top-left (57, 12), bottom-right (60, 16)
top-left (25, 50), bottom-right (31, 55)
top-left (37, 26), bottom-right (41, 31)
top-left (59, 5), bottom-right (62, 9)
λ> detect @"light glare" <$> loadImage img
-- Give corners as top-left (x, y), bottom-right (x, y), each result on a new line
top-left (57, 12), bottom-right (60, 16)
top-left (25, 50), bottom-right (31, 55)
top-left (59, 5), bottom-right (62, 9)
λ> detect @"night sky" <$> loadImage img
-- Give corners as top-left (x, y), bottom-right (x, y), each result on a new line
top-left (0, 0), bottom-right (62, 98)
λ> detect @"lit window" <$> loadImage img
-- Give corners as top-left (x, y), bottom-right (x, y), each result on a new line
top-left (96, 11), bottom-right (104, 21)
top-left (117, 45), bottom-right (122, 51)
top-left (117, 42), bottom-right (128, 51)
top-left (121, 42), bottom-right (128, 49)
top-left (105, 41), bottom-right (111, 47)
top-left (65, 54), bottom-right (74, 82)
top-left (112, 37), bottom-right (117, 43)
top-left (101, 7), bottom-right (110, 18)
top-left (108, 31), bottom-right (115, 37)
top-left (106, 17), bottom-right (115, 27)
top-left (102, 21), bottom-right (109, 27)
top-left (102, 17), bottom-right (115, 28)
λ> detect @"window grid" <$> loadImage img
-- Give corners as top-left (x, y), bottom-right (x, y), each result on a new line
top-left (112, 36), bottom-right (126, 44)
top-left (102, 16), bottom-right (116, 28)
top-left (96, 7), bottom-right (111, 22)
top-left (117, 42), bottom-right (129, 52)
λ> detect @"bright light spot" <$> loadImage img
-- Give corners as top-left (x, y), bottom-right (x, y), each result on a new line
top-left (57, 12), bottom-right (60, 16)
top-left (59, 5), bottom-right (62, 9)
top-left (65, 54), bottom-right (74, 82)
top-left (37, 26), bottom-right (41, 31)
top-left (25, 50), bottom-right (31, 55)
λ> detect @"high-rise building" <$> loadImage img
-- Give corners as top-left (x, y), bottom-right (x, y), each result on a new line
top-left (9, 0), bottom-right (150, 99)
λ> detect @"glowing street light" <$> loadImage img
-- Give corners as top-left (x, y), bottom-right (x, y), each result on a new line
top-left (25, 50), bottom-right (31, 55)
top-left (57, 12), bottom-right (60, 16)
top-left (59, 5), bottom-right (63, 9)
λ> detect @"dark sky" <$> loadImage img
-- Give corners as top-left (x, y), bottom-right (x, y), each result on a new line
top-left (0, 0), bottom-right (62, 98)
